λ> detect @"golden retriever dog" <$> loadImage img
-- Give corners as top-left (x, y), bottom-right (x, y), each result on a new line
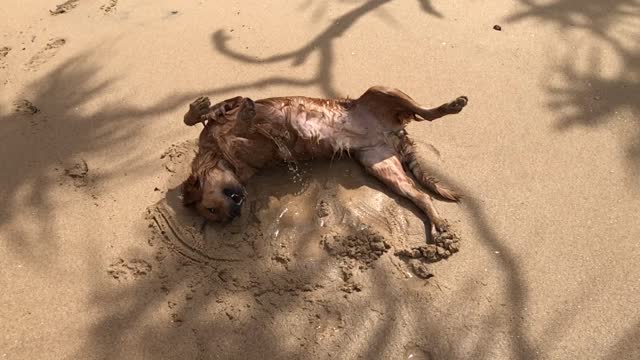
top-left (181, 86), bottom-right (467, 239)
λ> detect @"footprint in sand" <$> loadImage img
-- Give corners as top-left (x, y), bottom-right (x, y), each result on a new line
top-left (0, 46), bottom-right (10, 69)
top-left (107, 258), bottom-right (153, 282)
top-left (100, 0), bottom-right (118, 14)
top-left (49, 0), bottom-right (79, 15)
top-left (24, 38), bottom-right (65, 71)
top-left (13, 99), bottom-right (40, 115)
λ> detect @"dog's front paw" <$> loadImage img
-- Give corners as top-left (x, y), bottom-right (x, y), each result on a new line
top-left (444, 96), bottom-right (468, 114)
top-left (184, 96), bottom-right (211, 126)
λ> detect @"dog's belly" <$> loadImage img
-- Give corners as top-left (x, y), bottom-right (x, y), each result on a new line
top-left (286, 104), bottom-right (384, 157)
top-left (252, 98), bottom-right (395, 162)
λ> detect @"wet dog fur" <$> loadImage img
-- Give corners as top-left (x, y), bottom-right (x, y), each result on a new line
top-left (181, 86), bottom-right (467, 238)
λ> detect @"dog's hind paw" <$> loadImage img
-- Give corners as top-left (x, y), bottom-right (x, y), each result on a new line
top-left (433, 229), bottom-right (461, 254)
top-left (184, 96), bottom-right (211, 126)
top-left (444, 96), bottom-right (468, 114)
top-left (429, 220), bottom-right (461, 252)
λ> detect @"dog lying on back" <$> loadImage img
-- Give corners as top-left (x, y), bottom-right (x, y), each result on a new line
top-left (181, 86), bottom-right (467, 238)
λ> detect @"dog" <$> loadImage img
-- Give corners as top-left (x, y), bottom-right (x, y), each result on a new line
top-left (181, 86), bottom-right (467, 238)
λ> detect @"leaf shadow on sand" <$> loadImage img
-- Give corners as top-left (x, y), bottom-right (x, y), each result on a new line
top-left (68, 1), bottom-right (547, 359)
top-left (503, 0), bottom-right (640, 356)
top-left (0, 52), bottom-right (190, 264)
top-left (0, 0), bottom-right (570, 358)
top-left (209, 0), bottom-right (446, 98)
top-left (77, 154), bottom-right (538, 359)
top-left (506, 0), bottom-right (640, 181)
top-left (78, 161), bottom-right (420, 359)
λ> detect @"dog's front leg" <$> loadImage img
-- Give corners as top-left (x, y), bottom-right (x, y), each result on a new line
top-left (184, 96), bottom-right (212, 126)
top-left (184, 96), bottom-right (253, 126)
top-left (357, 147), bottom-right (450, 239)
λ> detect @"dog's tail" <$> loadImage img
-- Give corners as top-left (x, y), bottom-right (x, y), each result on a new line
top-left (396, 130), bottom-right (462, 202)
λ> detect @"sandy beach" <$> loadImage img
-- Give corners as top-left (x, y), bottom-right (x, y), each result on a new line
top-left (1, 0), bottom-right (639, 359)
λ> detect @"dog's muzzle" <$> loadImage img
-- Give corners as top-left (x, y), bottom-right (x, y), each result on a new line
top-left (224, 187), bottom-right (245, 218)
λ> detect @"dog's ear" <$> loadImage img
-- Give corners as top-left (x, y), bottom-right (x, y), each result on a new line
top-left (181, 174), bottom-right (202, 206)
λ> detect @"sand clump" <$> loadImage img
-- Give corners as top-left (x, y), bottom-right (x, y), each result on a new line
top-left (321, 228), bottom-right (391, 293)
top-left (322, 228), bottom-right (391, 269)
top-left (394, 230), bottom-right (461, 278)
top-left (64, 159), bottom-right (89, 187)
top-left (396, 231), bottom-right (460, 260)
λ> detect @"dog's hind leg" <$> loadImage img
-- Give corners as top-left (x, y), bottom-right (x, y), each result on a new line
top-left (395, 130), bottom-right (462, 201)
top-left (357, 146), bottom-right (450, 239)
top-left (361, 86), bottom-right (468, 122)
top-left (413, 95), bottom-right (468, 121)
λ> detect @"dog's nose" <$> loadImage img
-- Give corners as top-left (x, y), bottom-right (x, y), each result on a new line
top-left (224, 188), bottom-right (245, 205)
top-left (230, 193), bottom-right (243, 204)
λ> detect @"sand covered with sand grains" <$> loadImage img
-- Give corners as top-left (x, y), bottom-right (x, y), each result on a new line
top-left (1, 0), bottom-right (639, 359)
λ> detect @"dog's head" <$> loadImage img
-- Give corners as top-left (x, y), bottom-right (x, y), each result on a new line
top-left (182, 155), bottom-right (247, 223)
top-left (181, 95), bottom-right (259, 222)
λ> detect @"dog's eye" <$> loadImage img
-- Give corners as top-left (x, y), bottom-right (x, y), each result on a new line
top-left (207, 208), bottom-right (216, 214)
